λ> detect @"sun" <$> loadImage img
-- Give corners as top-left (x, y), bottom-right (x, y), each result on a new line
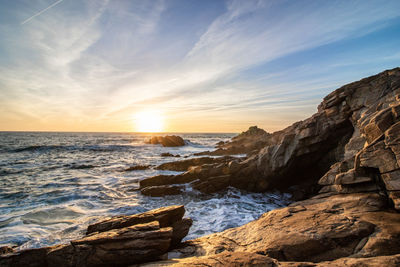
top-left (134, 110), bottom-right (164, 132)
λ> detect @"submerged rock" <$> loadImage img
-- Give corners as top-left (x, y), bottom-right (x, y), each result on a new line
top-left (123, 165), bottom-right (152, 171)
top-left (160, 153), bottom-right (181, 157)
top-left (146, 136), bottom-right (185, 147)
top-left (0, 206), bottom-right (192, 267)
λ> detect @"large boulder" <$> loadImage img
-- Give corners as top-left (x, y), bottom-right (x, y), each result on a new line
top-left (146, 136), bottom-right (185, 147)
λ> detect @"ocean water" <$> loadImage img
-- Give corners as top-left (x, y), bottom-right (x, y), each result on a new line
top-left (0, 132), bottom-right (290, 250)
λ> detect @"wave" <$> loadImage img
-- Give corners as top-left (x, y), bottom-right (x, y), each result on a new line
top-left (66, 164), bottom-right (99, 170)
top-left (184, 140), bottom-right (206, 147)
top-left (12, 145), bottom-right (67, 152)
top-left (11, 144), bottom-right (138, 153)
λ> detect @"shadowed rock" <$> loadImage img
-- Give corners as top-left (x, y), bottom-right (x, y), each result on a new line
top-left (161, 153), bottom-right (181, 157)
top-left (155, 156), bottom-right (237, 171)
top-left (123, 165), bottom-right (152, 171)
top-left (141, 185), bottom-right (183, 196)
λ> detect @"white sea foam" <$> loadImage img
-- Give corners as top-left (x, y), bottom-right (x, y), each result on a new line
top-left (0, 132), bottom-right (290, 249)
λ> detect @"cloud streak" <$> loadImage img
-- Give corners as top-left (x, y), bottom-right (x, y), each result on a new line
top-left (21, 0), bottom-right (64, 25)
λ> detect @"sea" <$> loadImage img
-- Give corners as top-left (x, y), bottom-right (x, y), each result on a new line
top-left (0, 132), bottom-right (290, 250)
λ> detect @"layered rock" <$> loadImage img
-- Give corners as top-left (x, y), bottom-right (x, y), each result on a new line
top-left (146, 136), bottom-right (185, 147)
top-left (0, 206), bottom-right (192, 267)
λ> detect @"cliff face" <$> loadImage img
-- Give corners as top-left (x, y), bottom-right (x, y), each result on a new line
top-left (140, 68), bottom-right (400, 266)
top-left (238, 68), bottom-right (400, 205)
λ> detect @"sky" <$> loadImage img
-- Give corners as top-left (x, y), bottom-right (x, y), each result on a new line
top-left (0, 0), bottom-right (399, 133)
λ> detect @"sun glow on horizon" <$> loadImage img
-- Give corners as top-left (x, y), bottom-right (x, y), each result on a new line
top-left (134, 110), bottom-right (164, 133)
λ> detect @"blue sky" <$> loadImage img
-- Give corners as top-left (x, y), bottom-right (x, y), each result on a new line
top-left (0, 0), bottom-right (399, 132)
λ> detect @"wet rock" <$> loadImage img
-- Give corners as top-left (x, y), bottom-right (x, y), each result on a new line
top-left (156, 156), bottom-right (236, 171)
top-left (123, 165), bottom-right (152, 171)
top-left (141, 185), bottom-right (183, 197)
top-left (0, 247), bottom-right (49, 267)
top-left (146, 136), bottom-right (185, 147)
top-left (191, 175), bottom-right (230, 194)
top-left (140, 173), bottom-right (197, 188)
top-left (160, 153), bottom-right (181, 157)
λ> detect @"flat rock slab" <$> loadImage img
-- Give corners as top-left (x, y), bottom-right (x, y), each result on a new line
top-left (87, 205), bottom-right (185, 234)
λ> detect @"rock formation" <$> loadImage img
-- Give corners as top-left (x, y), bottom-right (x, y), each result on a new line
top-left (0, 206), bottom-right (192, 267)
top-left (155, 156), bottom-right (237, 171)
top-left (140, 68), bottom-right (400, 204)
top-left (137, 68), bottom-right (400, 265)
top-left (146, 136), bottom-right (185, 147)
top-left (194, 126), bottom-right (270, 156)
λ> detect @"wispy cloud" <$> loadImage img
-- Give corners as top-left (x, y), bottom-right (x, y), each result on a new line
top-left (0, 0), bottom-right (399, 132)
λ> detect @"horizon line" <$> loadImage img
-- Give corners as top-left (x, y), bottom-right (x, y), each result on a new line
top-left (0, 130), bottom-right (239, 134)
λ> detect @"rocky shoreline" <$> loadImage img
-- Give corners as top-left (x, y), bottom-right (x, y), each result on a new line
top-left (1, 67), bottom-right (400, 266)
